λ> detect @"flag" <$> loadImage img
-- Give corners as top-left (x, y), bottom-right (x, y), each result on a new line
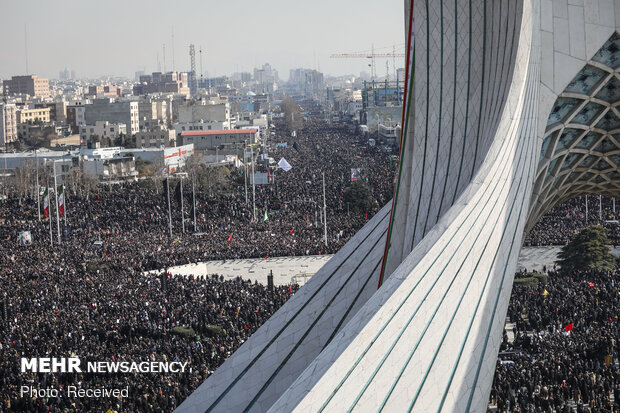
top-left (588, 282), bottom-right (595, 287)
top-left (235, 307), bottom-right (240, 318)
top-left (278, 158), bottom-right (292, 172)
top-left (288, 229), bottom-right (294, 234)
top-left (57, 184), bottom-right (65, 216)
top-left (43, 187), bottom-right (50, 218)
top-left (543, 289), bottom-right (549, 296)
top-left (564, 323), bottom-right (573, 332)
top-left (306, 223), bottom-right (313, 229)
top-left (263, 210), bottom-right (268, 222)
top-left (227, 234), bottom-right (233, 242)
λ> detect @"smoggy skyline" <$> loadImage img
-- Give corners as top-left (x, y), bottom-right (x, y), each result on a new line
top-left (0, 0), bottom-right (404, 80)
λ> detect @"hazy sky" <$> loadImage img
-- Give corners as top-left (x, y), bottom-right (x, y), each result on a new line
top-left (0, 0), bottom-right (404, 80)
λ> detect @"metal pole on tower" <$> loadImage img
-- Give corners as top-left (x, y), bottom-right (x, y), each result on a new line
top-left (599, 195), bottom-right (602, 221)
top-left (585, 195), bottom-right (588, 223)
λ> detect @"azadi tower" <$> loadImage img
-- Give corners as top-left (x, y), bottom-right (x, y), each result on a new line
top-left (178, 0), bottom-right (620, 411)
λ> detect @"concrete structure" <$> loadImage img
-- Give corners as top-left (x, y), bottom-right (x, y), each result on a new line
top-left (34, 101), bottom-right (67, 122)
top-left (137, 97), bottom-right (168, 130)
top-left (173, 120), bottom-right (229, 136)
top-left (66, 100), bottom-right (88, 134)
top-left (79, 121), bottom-right (127, 143)
top-left (83, 156), bottom-right (137, 183)
top-left (133, 71), bottom-right (190, 96)
top-left (177, 1), bottom-right (620, 412)
top-left (2, 75), bottom-right (50, 98)
top-left (0, 103), bottom-right (17, 147)
top-left (84, 99), bottom-right (139, 135)
top-left (16, 107), bottom-right (51, 124)
top-left (177, 101), bottom-right (230, 126)
top-left (136, 128), bottom-right (176, 147)
top-left (180, 128), bottom-right (257, 150)
top-left (86, 85), bottom-right (122, 98)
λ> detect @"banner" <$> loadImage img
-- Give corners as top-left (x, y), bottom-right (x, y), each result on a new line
top-left (351, 168), bottom-right (362, 181)
top-left (278, 158), bottom-right (292, 172)
top-left (18, 231), bottom-right (32, 246)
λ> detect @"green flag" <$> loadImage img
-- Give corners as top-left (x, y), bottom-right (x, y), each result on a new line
top-left (263, 210), bottom-right (268, 222)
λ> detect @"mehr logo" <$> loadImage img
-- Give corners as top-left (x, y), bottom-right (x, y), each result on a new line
top-left (21, 358), bottom-right (81, 373)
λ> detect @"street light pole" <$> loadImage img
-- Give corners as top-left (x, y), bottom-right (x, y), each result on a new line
top-left (192, 172), bottom-right (197, 231)
top-left (244, 140), bottom-right (248, 204)
top-left (322, 172), bottom-right (327, 247)
top-left (166, 175), bottom-right (173, 237)
top-left (251, 144), bottom-right (256, 221)
top-left (35, 148), bottom-right (40, 221)
top-left (53, 161), bottom-right (61, 244)
top-left (180, 175), bottom-right (185, 233)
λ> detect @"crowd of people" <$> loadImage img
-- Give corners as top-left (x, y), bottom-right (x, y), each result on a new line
top-left (490, 267), bottom-right (619, 412)
top-left (3, 114), bottom-right (619, 411)
top-left (0, 121), bottom-right (395, 411)
top-left (525, 197), bottom-right (620, 246)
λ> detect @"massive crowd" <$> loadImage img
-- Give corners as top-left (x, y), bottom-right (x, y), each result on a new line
top-left (0, 121), bottom-right (395, 411)
top-left (490, 267), bottom-right (619, 412)
top-left (525, 196), bottom-right (620, 247)
top-left (2, 114), bottom-right (619, 411)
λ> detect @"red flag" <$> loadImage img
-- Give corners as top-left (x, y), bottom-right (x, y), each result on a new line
top-left (288, 229), bottom-right (294, 234)
top-left (588, 282), bottom-right (595, 287)
top-left (364, 212), bottom-right (368, 220)
top-left (288, 285), bottom-right (292, 293)
top-left (265, 253), bottom-right (269, 260)
top-left (227, 234), bottom-right (233, 242)
top-left (564, 323), bottom-right (573, 332)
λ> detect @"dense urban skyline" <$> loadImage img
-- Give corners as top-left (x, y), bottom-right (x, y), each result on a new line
top-left (0, 0), bottom-right (404, 80)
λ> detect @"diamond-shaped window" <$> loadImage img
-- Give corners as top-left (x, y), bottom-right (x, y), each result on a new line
top-left (572, 102), bottom-right (605, 125)
top-left (594, 76), bottom-right (620, 103)
top-left (608, 170), bottom-right (620, 180)
top-left (609, 154), bottom-right (620, 166)
top-left (595, 110), bottom-right (620, 131)
top-left (547, 98), bottom-right (580, 126)
top-left (574, 131), bottom-right (600, 150)
top-left (595, 137), bottom-right (618, 153)
top-left (578, 155), bottom-right (598, 169)
top-left (593, 175), bottom-right (607, 184)
top-left (592, 159), bottom-right (611, 171)
top-left (546, 158), bottom-right (559, 177)
top-left (560, 152), bottom-right (581, 171)
top-left (591, 32), bottom-right (620, 69)
top-left (564, 171), bottom-right (581, 184)
top-left (554, 128), bottom-right (580, 152)
top-left (566, 65), bottom-right (608, 95)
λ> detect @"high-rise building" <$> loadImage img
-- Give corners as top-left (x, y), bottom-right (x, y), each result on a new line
top-left (2, 75), bottom-right (50, 98)
top-left (0, 103), bottom-right (17, 147)
top-left (84, 99), bottom-right (139, 135)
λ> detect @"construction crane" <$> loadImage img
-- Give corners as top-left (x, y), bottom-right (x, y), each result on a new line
top-left (330, 46), bottom-right (405, 80)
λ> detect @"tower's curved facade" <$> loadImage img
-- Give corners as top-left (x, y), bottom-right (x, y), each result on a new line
top-left (177, 1), bottom-right (620, 412)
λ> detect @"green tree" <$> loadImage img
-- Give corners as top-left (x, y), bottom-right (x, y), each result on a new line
top-left (344, 180), bottom-right (373, 214)
top-left (556, 225), bottom-right (617, 273)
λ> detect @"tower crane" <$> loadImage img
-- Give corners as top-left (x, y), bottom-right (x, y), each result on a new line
top-left (330, 46), bottom-right (405, 80)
